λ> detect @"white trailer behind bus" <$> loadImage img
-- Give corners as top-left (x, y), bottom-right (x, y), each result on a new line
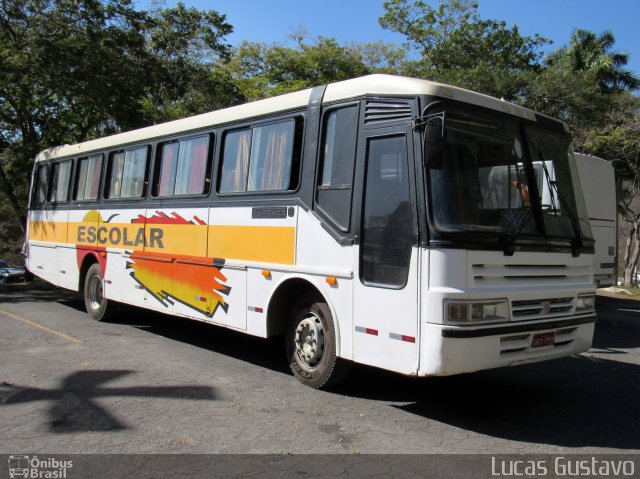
top-left (574, 153), bottom-right (616, 287)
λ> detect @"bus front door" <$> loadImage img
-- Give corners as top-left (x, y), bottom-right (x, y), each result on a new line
top-left (352, 129), bottom-right (420, 374)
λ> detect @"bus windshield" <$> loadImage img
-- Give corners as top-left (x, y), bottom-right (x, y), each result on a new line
top-left (427, 106), bottom-right (592, 244)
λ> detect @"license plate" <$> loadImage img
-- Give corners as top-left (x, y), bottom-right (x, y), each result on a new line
top-left (531, 331), bottom-right (556, 348)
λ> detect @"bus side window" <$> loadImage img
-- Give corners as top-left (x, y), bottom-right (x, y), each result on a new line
top-left (157, 135), bottom-right (210, 197)
top-left (48, 160), bottom-right (73, 203)
top-left (107, 147), bottom-right (148, 199)
top-left (316, 106), bottom-right (358, 231)
top-left (218, 118), bottom-right (301, 194)
top-left (247, 120), bottom-right (296, 191)
top-left (33, 164), bottom-right (49, 208)
top-left (75, 155), bottom-right (103, 201)
top-left (219, 129), bottom-right (251, 193)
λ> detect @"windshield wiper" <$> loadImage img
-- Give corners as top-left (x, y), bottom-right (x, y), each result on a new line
top-left (499, 207), bottom-right (533, 256)
top-left (540, 160), bottom-right (558, 213)
top-left (550, 178), bottom-right (583, 257)
top-left (538, 153), bottom-right (583, 257)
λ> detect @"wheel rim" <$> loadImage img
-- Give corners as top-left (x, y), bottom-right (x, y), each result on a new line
top-left (87, 273), bottom-right (104, 311)
top-left (294, 312), bottom-right (325, 370)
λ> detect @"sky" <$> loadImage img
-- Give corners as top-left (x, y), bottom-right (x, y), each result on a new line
top-left (142, 0), bottom-right (640, 75)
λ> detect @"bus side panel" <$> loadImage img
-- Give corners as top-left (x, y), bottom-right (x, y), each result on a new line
top-left (54, 207), bottom-right (76, 290)
top-left (295, 209), bottom-right (354, 360)
top-left (208, 206), bottom-right (297, 266)
top-left (205, 205), bottom-right (301, 330)
top-left (94, 208), bottom-right (148, 308)
top-left (28, 242), bottom-right (57, 284)
top-left (190, 265), bottom-right (245, 330)
top-left (57, 246), bottom-right (79, 290)
top-left (352, 247), bottom-right (420, 374)
top-left (246, 268), bottom-right (270, 337)
top-left (27, 209), bottom-right (66, 284)
top-left (26, 209), bottom-right (43, 277)
top-left (295, 209), bottom-right (353, 274)
top-left (142, 206), bottom-right (209, 316)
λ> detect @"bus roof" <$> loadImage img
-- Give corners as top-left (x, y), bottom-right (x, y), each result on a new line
top-left (35, 74), bottom-right (560, 162)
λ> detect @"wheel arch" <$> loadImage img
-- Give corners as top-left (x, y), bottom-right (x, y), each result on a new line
top-left (78, 251), bottom-right (100, 293)
top-left (266, 275), bottom-right (342, 352)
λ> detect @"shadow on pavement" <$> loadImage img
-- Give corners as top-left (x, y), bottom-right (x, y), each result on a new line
top-left (0, 370), bottom-right (216, 432)
top-left (46, 290), bottom-right (640, 448)
top-left (337, 295), bottom-right (640, 450)
top-left (0, 286), bottom-right (78, 304)
top-left (106, 306), bottom-right (291, 375)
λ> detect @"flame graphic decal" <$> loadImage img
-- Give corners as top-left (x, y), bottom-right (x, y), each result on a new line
top-left (76, 210), bottom-right (107, 274)
top-left (131, 210), bottom-right (207, 226)
top-left (127, 211), bottom-right (231, 317)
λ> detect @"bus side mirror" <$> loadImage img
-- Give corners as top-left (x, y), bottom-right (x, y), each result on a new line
top-left (423, 120), bottom-right (444, 169)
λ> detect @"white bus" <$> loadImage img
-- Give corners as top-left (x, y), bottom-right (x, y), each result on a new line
top-left (25, 75), bottom-right (597, 388)
top-left (573, 153), bottom-right (617, 287)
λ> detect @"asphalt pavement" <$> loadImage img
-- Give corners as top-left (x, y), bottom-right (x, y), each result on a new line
top-left (0, 286), bottom-right (639, 456)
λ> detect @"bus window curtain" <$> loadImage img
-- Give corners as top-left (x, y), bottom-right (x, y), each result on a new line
top-left (109, 153), bottom-right (125, 198)
top-left (121, 148), bottom-right (146, 198)
top-left (188, 137), bottom-right (208, 194)
top-left (260, 125), bottom-right (291, 190)
top-left (248, 121), bottom-right (293, 191)
top-left (158, 144), bottom-right (178, 196)
top-left (232, 131), bottom-right (251, 192)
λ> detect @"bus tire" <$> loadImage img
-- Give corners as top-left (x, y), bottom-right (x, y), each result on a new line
top-left (285, 293), bottom-right (351, 389)
top-left (83, 263), bottom-right (114, 321)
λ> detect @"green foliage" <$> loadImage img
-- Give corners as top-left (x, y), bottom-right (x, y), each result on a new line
top-left (547, 29), bottom-right (640, 93)
top-left (584, 94), bottom-right (640, 163)
top-left (521, 28), bottom-right (639, 161)
top-left (1, 0), bottom-right (639, 269)
top-left (225, 33), bottom-right (383, 99)
top-left (379, 0), bottom-right (548, 100)
top-left (0, 0), bottom-right (240, 227)
top-left (140, 3), bottom-right (245, 124)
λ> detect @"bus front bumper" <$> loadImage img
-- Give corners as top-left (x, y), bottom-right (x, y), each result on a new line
top-left (419, 315), bottom-right (596, 376)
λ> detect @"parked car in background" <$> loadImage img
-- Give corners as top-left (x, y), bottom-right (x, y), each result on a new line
top-left (0, 259), bottom-right (25, 284)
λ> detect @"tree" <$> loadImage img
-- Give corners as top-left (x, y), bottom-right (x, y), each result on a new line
top-left (523, 30), bottom-right (638, 147)
top-left (582, 94), bottom-right (640, 285)
top-left (140, 3), bottom-right (244, 124)
top-left (224, 33), bottom-right (382, 99)
top-left (547, 29), bottom-right (640, 93)
top-left (525, 30), bottom-right (639, 285)
top-left (379, 0), bottom-right (548, 99)
top-left (0, 0), bottom-right (238, 234)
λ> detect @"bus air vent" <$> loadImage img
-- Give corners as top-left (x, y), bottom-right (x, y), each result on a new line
top-left (364, 100), bottom-right (412, 124)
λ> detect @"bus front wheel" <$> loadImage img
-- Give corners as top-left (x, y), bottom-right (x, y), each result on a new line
top-left (285, 294), bottom-right (351, 389)
top-left (83, 263), bottom-right (114, 321)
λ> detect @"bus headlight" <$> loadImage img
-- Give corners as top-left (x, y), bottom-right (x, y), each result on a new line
top-left (445, 299), bottom-right (508, 325)
top-left (576, 294), bottom-right (595, 311)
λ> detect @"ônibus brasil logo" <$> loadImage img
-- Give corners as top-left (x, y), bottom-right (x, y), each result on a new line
top-left (8, 455), bottom-right (73, 478)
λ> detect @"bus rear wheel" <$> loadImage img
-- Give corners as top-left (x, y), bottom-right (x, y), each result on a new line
top-left (285, 293), bottom-right (351, 389)
top-left (83, 263), bottom-right (114, 321)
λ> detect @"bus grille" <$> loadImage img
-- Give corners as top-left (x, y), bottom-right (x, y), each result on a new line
top-left (511, 297), bottom-right (574, 320)
top-left (471, 263), bottom-right (592, 288)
